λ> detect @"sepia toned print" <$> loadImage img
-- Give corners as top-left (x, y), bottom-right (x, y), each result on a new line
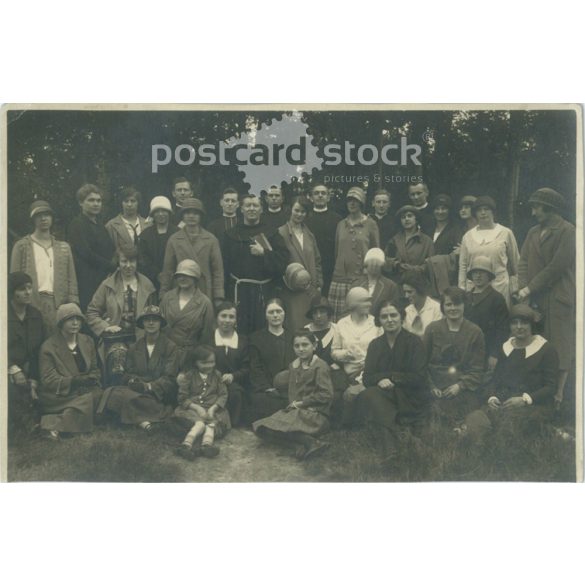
top-left (1, 104), bottom-right (582, 482)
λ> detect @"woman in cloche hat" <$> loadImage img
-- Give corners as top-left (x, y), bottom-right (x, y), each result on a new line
top-left (463, 303), bottom-right (559, 443)
top-left (463, 255), bottom-right (509, 372)
top-left (328, 186), bottom-right (380, 321)
top-left (159, 259), bottom-right (215, 362)
top-left (101, 305), bottom-right (179, 433)
top-left (159, 197), bottom-right (225, 304)
top-left (10, 199), bottom-right (79, 335)
top-left (37, 303), bottom-right (103, 440)
top-left (458, 196), bottom-right (520, 307)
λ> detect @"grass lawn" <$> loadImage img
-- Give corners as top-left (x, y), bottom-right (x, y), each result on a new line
top-left (7, 406), bottom-right (576, 482)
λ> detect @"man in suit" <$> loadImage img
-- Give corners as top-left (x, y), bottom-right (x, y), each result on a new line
top-left (262, 185), bottom-right (289, 230)
top-left (369, 189), bottom-right (397, 249)
top-left (171, 176), bottom-right (196, 227)
top-left (408, 182), bottom-right (434, 237)
top-left (207, 187), bottom-right (240, 245)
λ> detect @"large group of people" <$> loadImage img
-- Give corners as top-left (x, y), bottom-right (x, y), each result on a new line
top-left (7, 178), bottom-right (576, 464)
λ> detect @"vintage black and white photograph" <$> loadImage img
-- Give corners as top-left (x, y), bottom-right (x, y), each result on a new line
top-left (2, 105), bottom-right (582, 482)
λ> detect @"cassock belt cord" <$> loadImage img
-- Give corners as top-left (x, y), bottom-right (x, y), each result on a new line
top-left (230, 274), bottom-right (271, 309)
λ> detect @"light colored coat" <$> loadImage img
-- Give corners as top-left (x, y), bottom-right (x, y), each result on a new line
top-left (105, 214), bottom-right (149, 251)
top-left (10, 235), bottom-right (79, 308)
top-left (160, 227), bottom-right (224, 300)
top-left (458, 224), bottom-right (520, 306)
top-left (159, 287), bottom-right (215, 349)
top-left (86, 270), bottom-right (156, 337)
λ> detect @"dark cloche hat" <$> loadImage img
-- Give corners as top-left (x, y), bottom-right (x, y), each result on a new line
top-left (136, 305), bottom-right (167, 329)
top-left (305, 296), bottom-right (334, 320)
top-left (527, 188), bottom-right (565, 211)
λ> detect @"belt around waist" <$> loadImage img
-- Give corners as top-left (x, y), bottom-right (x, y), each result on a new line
top-left (229, 274), bottom-right (271, 285)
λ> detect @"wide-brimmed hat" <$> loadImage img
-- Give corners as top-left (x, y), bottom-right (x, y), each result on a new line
top-left (467, 256), bottom-right (496, 281)
top-left (9, 271), bottom-right (33, 295)
top-left (509, 304), bottom-right (538, 323)
top-left (395, 204), bottom-right (419, 219)
top-left (527, 188), bottom-right (565, 211)
top-left (174, 259), bottom-right (201, 279)
top-left (149, 195), bottom-right (173, 215)
top-left (30, 200), bottom-right (54, 218)
top-left (345, 287), bottom-right (372, 310)
top-left (136, 305), bottom-right (167, 328)
top-left (305, 296), bottom-right (333, 320)
top-left (283, 263), bottom-right (311, 291)
top-left (346, 187), bottom-right (366, 206)
top-left (472, 196), bottom-right (497, 214)
top-left (56, 303), bottom-right (85, 327)
top-left (180, 198), bottom-right (206, 217)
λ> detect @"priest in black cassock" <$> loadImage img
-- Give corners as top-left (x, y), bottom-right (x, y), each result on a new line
top-left (305, 184), bottom-right (342, 297)
top-left (222, 194), bottom-right (290, 334)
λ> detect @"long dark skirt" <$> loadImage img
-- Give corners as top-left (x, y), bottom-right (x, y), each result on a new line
top-left (105, 386), bottom-right (173, 425)
top-left (358, 386), bottom-right (427, 432)
top-left (39, 388), bottom-right (102, 433)
top-left (464, 404), bottom-right (553, 442)
top-left (253, 406), bottom-right (329, 436)
top-left (226, 382), bottom-right (245, 427)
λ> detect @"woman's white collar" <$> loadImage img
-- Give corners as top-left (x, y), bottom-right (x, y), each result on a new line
top-left (502, 335), bottom-right (546, 358)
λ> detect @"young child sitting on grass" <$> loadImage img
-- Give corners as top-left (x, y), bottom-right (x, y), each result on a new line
top-left (174, 345), bottom-right (230, 460)
top-left (253, 331), bottom-right (333, 460)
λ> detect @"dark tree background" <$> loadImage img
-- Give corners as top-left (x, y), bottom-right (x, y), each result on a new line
top-left (6, 108), bottom-right (577, 248)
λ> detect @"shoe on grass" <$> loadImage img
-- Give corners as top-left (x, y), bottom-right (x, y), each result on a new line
top-left (201, 444), bottom-right (220, 458)
top-left (175, 444), bottom-right (197, 461)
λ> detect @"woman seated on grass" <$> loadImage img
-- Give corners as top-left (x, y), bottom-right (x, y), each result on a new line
top-left (462, 304), bottom-right (559, 442)
top-left (253, 330), bottom-right (333, 460)
top-left (248, 299), bottom-right (295, 421)
top-left (102, 305), bottom-right (179, 433)
top-left (424, 286), bottom-right (486, 431)
top-left (38, 303), bottom-right (103, 440)
top-left (331, 287), bottom-right (382, 426)
top-left (212, 301), bottom-right (250, 427)
top-left (8, 272), bottom-right (46, 442)
top-left (174, 345), bottom-right (230, 460)
top-left (359, 301), bottom-right (429, 460)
